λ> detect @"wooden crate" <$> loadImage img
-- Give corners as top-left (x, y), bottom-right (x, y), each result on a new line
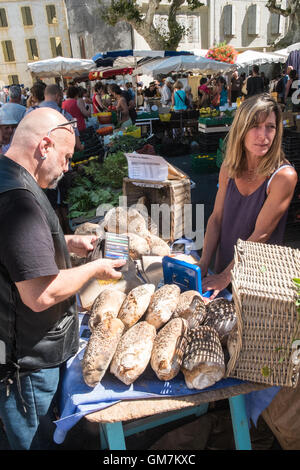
top-left (122, 177), bottom-right (191, 242)
top-left (227, 239), bottom-right (300, 388)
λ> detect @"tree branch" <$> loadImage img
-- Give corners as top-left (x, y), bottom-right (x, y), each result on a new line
top-left (266, 0), bottom-right (291, 17)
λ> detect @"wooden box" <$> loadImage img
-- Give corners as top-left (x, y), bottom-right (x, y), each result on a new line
top-left (122, 177), bottom-right (191, 242)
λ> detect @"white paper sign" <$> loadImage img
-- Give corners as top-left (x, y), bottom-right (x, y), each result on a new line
top-left (125, 153), bottom-right (169, 181)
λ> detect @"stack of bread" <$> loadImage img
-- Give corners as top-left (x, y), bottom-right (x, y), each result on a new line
top-left (81, 283), bottom-right (238, 391)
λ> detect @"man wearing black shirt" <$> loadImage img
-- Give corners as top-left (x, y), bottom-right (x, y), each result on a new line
top-left (0, 107), bottom-right (124, 450)
top-left (246, 65), bottom-right (264, 98)
top-left (144, 82), bottom-right (157, 98)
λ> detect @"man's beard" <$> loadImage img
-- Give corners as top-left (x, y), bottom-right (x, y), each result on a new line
top-left (48, 172), bottom-right (64, 189)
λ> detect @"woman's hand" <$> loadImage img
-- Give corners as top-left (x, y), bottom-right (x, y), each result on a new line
top-left (65, 235), bottom-right (98, 257)
top-left (201, 271), bottom-right (231, 300)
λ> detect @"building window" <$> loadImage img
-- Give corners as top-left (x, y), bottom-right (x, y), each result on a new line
top-left (21, 6), bottom-right (33, 26)
top-left (248, 4), bottom-right (260, 36)
top-left (223, 4), bottom-right (235, 36)
top-left (2, 40), bottom-right (15, 62)
top-left (8, 75), bottom-right (19, 85)
top-left (79, 36), bottom-right (86, 59)
top-left (50, 37), bottom-right (62, 57)
top-left (26, 38), bottom-right (39, 60)
top-left (0, 8), bottom-right (8, 27)
top-left (46, 5), bottom-right (57, 24)
top-left (270, 13), bottom-right (281, 35)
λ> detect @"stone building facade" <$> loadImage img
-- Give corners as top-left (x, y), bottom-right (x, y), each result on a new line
top-left (0, 0), bottom-right (72, 87)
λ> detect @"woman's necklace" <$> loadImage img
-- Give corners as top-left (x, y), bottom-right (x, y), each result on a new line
top-left (244, 168), bottom-right (257, 183)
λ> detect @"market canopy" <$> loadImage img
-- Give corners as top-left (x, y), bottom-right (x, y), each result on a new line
top-left (27, 56), bottom-right (95, 78)
top-left (235, 50), bottom-right (288, 68)
top-left (287, 42), bottom-right (300, 53)
top-left (133, 54), bottom-right (233, 76)
top-left (89, 67), bottom-right (134, 80)
top-left (92, 49), bottom-right (194, 68)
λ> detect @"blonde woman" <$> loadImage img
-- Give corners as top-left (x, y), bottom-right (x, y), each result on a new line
top-left (198, 93), bottom-right (297, 298)
top-left (171, 80), bottom-right (187, 112)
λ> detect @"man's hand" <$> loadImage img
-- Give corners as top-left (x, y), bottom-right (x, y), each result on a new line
top-left (65, 235), bottom-right (98, 257)
top-left (92, 258), bottom-right (126, 281)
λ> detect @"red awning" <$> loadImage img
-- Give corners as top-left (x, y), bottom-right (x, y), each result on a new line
top-left (88, 68), bottom-right (134, 80)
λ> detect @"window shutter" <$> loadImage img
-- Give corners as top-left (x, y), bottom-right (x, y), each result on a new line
top-left (0, 9), bottom-right (8, 27)
top-left (248, 4), bottom-right (260, 35)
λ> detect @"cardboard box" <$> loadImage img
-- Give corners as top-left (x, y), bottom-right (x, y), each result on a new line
top-left (282, 112), bottom-right (295, 127)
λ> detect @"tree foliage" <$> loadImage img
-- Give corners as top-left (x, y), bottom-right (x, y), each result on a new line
top-left (98, 0), bottom-right (204, 50)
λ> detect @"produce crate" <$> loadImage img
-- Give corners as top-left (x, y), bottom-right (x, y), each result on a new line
top-left (123, 177), bottom-right (191, 242)
top-left (124, 127), bottom-right (142, 139)
top-left (136, 111), bottom-right (159, 119)
top-left (199, 116), bottom-right (233, 127)
top-left (190, 153), bottom-right (218, 173)
top-left (227, 239), bottom-right (300, 388)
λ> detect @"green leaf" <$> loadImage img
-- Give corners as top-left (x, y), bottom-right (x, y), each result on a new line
top-left (261, 366), bottom-right (272, 377)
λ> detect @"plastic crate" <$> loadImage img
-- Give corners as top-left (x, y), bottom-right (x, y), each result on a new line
top-left (190, 153), bottom-right (218, 173)
top-left (199, 116), bottom-right (233, 127)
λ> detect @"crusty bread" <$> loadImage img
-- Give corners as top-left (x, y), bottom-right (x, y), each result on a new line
top-left (103, 207), bottom-right (150, 238)
top-left (126, 232), bottom-right (150, 260)
top-left (145, 284), bottom-right (181, 330)
top-left (89, 288), bottom-right (126, 331)
top-left (82, 318), bottom-right (124, 387)
top-left (146, 234), bottom-right (170, 257)
top-left (204, 298), bottom-right (237, 345)
top-left (181, 326), bottom-right (225, 390)
top-left (151, 318), bottom-right (188, 381)
top-left (110, 321), bottom-right (156, 385)
top-left (118, 284), bottom-right (155, 330)
top-left (74, 222), bottom-right (103, 236)
top-left (174, 291), bottom-right (207, 329)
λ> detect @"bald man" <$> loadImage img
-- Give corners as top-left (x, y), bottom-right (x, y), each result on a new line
top-left (0, 108), bottom-right (125, 450)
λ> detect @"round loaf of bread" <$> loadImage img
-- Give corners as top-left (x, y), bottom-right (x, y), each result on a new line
top-left (118, 284), bottom-right (155, 330)
top-left (181, 326), bottom-right (225, 390)
top-left (82, 317), bottom-right (125, 388)
top-left (110, 321), bottom-right (156, 385)
top-left (146, 234), bottom-right (170, 257)
top-left (126, 232), bottom-right (150, 260)
top-left (151, 317), bottom-right (188, 381)
top-left (103, 207), bottom-right (149, 237)
top-left (89, 288), bottom-right (126, 331)
top-left (74, 222), bottom-right (103, 236)
top-left (145, 284), bottom-right (181, 330)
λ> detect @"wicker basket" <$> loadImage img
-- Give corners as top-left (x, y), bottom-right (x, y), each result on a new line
top-left (227, 239), bottom-right (300, 388)
top-left (122, 177), bottom-right (191, 242)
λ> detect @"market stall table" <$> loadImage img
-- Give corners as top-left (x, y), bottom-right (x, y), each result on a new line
top-left (54, 313), bottom-right (280, 450)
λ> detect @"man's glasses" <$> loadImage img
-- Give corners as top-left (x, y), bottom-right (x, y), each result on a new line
top-left (47, 119), bottom-right (77, 137)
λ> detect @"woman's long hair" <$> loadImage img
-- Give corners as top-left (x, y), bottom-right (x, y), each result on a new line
top-left (223, 93), bottom-right (285, 178)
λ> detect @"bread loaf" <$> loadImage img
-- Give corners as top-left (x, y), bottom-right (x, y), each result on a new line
top-left (89, 288), bottom-right (126, 331)
top-left (103, 207), bottom-right (149, 238)
top-left (74, 222), bottom-right (103, 236)
top-left (146, 234), bottom-right (170, 257)
top-left (82, 318), bottom-right (125, 387)
top-left (145, 284), bottom-right (181, 329)
top-left (110, 321), bottom-right (156, 385)
top-left (174, 291), bottom-right (207, 328)
top-left (126, 232), bottom-right (150, 260)
top-left (181, 325), bottom-right (225, 390)
top-left (118, 284), bottom-right (155, 330)
top-left (151, 318), bottom-right (188, 381)
top-left (203, 298), bottom-right (237, 345)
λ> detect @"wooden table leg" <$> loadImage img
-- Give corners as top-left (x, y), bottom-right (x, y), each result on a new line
top-left (100, 422), bottom-right (126, 450)
top-left (229, 394), bottom-right (252, 450)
